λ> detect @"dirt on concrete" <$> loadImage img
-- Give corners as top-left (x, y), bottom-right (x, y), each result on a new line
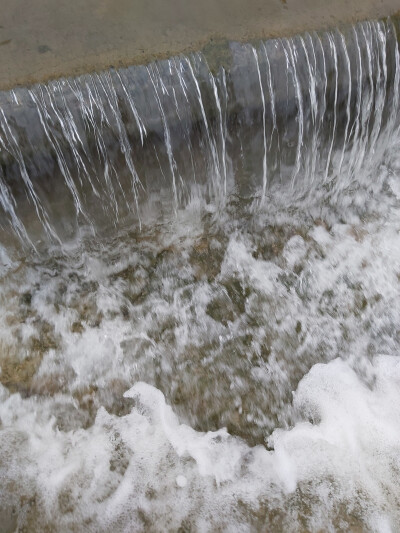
top-left (0, 0), bottom-right (399, 89)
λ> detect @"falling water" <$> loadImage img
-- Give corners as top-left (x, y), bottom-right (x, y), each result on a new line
top-left (0, 19), bottom-right (398, 251)
top-left (1, 18), bottom-right (400, 533)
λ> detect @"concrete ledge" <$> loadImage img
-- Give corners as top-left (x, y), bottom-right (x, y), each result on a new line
top-left (0, 0), bottom-right (399, 90)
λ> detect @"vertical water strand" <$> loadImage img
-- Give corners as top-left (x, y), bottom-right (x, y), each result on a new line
top-left (351, 23), bottom-right (375, 180)
top-left (172, 58), bottom-right (198, 190)
top-left (252, 46), bottom-right (267, 201)
top-left (299, 34), bottom-right (318, 187)
top-left (0, 165), bottom-right (32, 248)
top-left (10, 89), bottom-right (20, 106)
top-left (315, 32), bottom-right (328, 181)
top-left (357, 23), bottom-right (375, 172)
top-left (220, 68), bottom-right (229, 194)
top-left (164, 61), bottom-right (187, 198)
top-left (324, 32), bottom-right (338, 184)
top-left (185, 55), bottom-right (222, 199)
top-left (347, 25), bottom-right (363, 181)
top-left (173, 58), bottom-right (197, 187)
top-left (29, 86), bottom-right (93, 234)
top-left (48, 81), bottom-right (99, 204)
top-left (367, 21), bottom-right (387, 162)
top-left (99, 71), bottom-right (144, 220)
top-left (282, 38), bottom-right (304, 187)
top-left (171, 77), bottom-right (183, 126)
top-left (92, 71), bottom-right (135, 215)
top-left (261, 41), bottom-right (280, 182)
top-left (336, 30), bottom-right (352, 178)
top-left (91, 73), bottom-right (129, 220)
top-left (170, 57), bottom-right (203, 199)
top-left (279, 37), bottom-right (292, 182)
top-left (152, 142), bottom-right (169, 186)
top-left (36, 85), bottom-right (81, 193)
top-left (387, 21), bottom-right (400, 142)
top-left (364, 21), bottom-right (382, 161)
top-left (114, 69), bottom-right (147, 147)
top-left (65, 78), bottom-right (104, 196)
top-left (261, 42), bottom-right (278, 149)
top-left (310, 33), bottom-right (326, 186)
top-left (147, 63), bottom-right (179, 209)
top-left (0, 107), bottom-right (60, 245)
top-left (67, 76), bottom-right (112, 214)
top-left (210, 68), bottom-right (228, 197)
top-left (168, 61), bottom-right (183, 125)
top-left (63, 84), bottom-right (105, 206)
top-left (79, 78), bottom-right (121, 218)
top-left (158, 61), bottom-right (188, 199)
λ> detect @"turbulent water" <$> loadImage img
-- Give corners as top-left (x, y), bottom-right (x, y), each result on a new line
top-left (1, 18), bottom-right (400, 533)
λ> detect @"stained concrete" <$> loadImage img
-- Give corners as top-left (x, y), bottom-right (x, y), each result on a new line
top-left (0, 0), bottom-right (399, 89)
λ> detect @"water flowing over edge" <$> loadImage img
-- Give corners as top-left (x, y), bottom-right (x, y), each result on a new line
top-left (2, 15), bottom-right (400, 533)
top-left (0, 18), bottom-right (399, 252)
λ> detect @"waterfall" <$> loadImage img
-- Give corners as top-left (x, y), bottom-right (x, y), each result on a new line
top-left (0, 19), bottom-right (398, 250)
top-left (3, 16), bottom-right (400, 533)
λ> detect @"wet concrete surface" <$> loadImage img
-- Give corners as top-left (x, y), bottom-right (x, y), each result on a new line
top-left (0, 0), bottom-right (399, 89)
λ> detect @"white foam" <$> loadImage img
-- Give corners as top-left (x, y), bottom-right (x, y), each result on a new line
top-left (2, 130), bottom-right (400, 530)
top-left (1, 355), bottom-right (400, 530)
